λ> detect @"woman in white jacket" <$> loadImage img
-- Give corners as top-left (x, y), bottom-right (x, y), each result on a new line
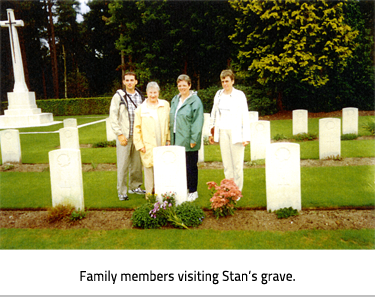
top-left (209, 70), bottom-right (250, 192)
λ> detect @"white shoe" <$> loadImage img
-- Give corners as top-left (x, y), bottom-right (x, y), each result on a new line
top-left (187, 191), bottom-right (198, 202)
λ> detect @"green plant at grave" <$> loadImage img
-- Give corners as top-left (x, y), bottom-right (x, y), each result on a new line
top-left (272, 133), bottom-right (288, 141)
top-left (203, 136), bottom-right (210, 145)
top-left (362, 119), bottom-right (375, 135)
top-left (148, 192), bottom-right (188, 229)
top-left (207, 179), bottom-right (242, 219)
top-left (91, 162), bottom-right (98, 170)
top-left (131, 200), bottom-right (168, 229)
top-left (292, 133), bottom-right (317, 142)
top-left (92, 140), bottom-right (117, 148)
top-left (69, 209), bottom-right (87, 222)
top-left (174, 202), bottom-right (205, 228)
top-left (2, 164), bottom-right (15, 171)
top-left (324, 155), bottom-right (343, 161)
top-left (274, 207), bottom-right (299, 219)
top-left (341, 134), bottom-right (359, 140)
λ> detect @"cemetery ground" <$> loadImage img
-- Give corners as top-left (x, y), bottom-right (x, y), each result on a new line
top-left (0, 111), bottom-right (374, 249)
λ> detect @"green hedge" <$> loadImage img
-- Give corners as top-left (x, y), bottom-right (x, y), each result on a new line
top-left (36, 97), bottom-right (112, 116)
top-left (26, 84), bottom-right (277, 117)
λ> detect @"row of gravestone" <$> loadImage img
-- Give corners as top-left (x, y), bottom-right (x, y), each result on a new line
top-left (0, 118), bottom-right (80, 164)
top-left (0, 107), bottom-right (358, 211)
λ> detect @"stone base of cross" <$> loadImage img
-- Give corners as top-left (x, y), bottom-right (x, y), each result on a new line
top-left (0, 91), bottom-right (57, 128)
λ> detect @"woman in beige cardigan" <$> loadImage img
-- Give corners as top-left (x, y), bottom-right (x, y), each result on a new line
top-left (133, 82), bottom-right (170, 196)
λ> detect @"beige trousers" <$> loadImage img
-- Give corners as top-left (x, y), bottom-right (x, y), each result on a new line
top-left (116, 136), bottom-right (143, 195)
top-left (219, 130), bottom-right (245, 191)
top-left (144, 166), bottom-right (154, 195)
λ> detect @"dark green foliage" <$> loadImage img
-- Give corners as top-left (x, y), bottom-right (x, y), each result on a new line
top-left (159, 84), bottom-right (179, 102)
top-left (292, 133), bottom-right (317, 142)
top-left (341, 134), bottom-right (359, 140)
top-left (36, 97), bottom-right (111, 116)
top-left (197, 84), bottom-right (277, 115)
top-left (69, 210), bottom-right (87, 222)
top-left (362, 119), bottom-right (375, 135)
top-left (274, 207), bottom-right (299, 219)
top-left (196, 85), bottom-right (221, 113)
top-left (92, 141), bottom-right (116, 148)
top-left (273, 134), bottom-right (288, 141)
top-left (174, 203), bottom-right (205, 228)
top-left (131, 203), bottom-right (168, 229)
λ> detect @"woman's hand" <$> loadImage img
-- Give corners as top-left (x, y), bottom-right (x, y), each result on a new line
top-left (243, 141), bottom-right (249, 147)
top-left (190, 143), bottom-right (196, 148)
top-left (118, 134), bottom-right (128, 146)
top-left (140, 147), bottom-right (146, 153)
top-left (209, 136), bottom-right (215, 144)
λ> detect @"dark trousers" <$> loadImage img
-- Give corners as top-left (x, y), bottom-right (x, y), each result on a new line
top-left (186, 151), bottom-right (198, 193)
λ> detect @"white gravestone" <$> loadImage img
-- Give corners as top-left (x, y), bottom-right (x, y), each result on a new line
top-left (0, 9), bottom-right (55, 128)
top-left (248, 111), bottom-right (259, 141)
top-left (250, 121), bottom-right (271, 161)
top-left (198, 134), bottom-right (204, 162)
top-left (49, 149), bottom-right (84, 210)
top-left (248, 111), bottom-right (259, 123)
top-left (319, 118), bottom-right (341, 159)
top-left (153, 146), bottom-right (187, 205)
top-left (59, 127), bottom-right (80, 150)
top-left (203, 113), bottom-right (211, 137)
top-left (266, 143), bottom-right (301, 211)
top-left (342, 107), bottom-right (358, 135)
top-left (0, 129), bottom-right (21, 164)
top-left (106, 117), bottom-right (117, 141)
top-left (198, 113), bottom-right (211, 162)
top-left (293, 109), bottom-right (308, 135)
top-left (63, 118), bottom-right (77, 128)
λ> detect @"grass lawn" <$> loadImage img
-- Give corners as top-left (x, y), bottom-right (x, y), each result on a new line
top-left (0, 228), bottom-right (373, 249)
top-left (1, 165), bottom-right (373, 209)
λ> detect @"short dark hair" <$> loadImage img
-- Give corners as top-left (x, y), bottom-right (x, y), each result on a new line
top-left (177, 74), bottom-right (191, 85)
top-left (220, 69), bottom-right (235, 81)
top-left (124, 71), bottom-right (137, 80)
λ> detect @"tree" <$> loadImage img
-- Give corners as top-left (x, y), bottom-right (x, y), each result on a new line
top-left (107, 0), bottom-right (237, 89)
top-left (230, 0), bottom-right (359, 110)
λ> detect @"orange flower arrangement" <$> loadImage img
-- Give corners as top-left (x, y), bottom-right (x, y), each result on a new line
top-left (206, 178), bottom-right (242, 219)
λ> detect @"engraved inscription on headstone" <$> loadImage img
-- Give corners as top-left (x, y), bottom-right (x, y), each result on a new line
top-left (319, 118), bottom-right (341, 159)
top-left (0, 129), bottom-right (21, 163)
top-left (342, 107), bottom-right (358, 135)
top-left (59, 127), bottom-right (80, 150)
top-left (266, 143), bottom-right (301, 211)
top-left (49, 149), bottom-right (84, 210)
top-left (293, 109), bottom-right (308, 135)
top-left (63, 118), bottom-right (77, 128)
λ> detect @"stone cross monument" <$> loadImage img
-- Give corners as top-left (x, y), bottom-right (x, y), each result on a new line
top-left (0, 9), bottom-right (55, 128)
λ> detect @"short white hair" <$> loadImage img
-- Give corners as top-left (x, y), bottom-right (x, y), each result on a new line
top-left (146, 82), bottom-right (160, 92)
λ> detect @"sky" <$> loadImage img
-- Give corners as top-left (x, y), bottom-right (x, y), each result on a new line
top-left (77, 0), bottom-right (90, 22)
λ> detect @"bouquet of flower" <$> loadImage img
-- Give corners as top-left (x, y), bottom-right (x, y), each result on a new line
top-left (206, 178), bottom-right (242, 219)
top-left (149, 192), bottom-right (188, 229)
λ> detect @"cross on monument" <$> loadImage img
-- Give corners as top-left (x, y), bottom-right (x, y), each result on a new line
top-left (0, 9), bottom-right (28, 93)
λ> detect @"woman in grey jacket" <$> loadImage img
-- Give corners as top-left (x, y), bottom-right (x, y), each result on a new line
top-left (170, 74), bottom-right (204, 202)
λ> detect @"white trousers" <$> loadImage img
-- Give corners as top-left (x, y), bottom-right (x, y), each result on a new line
top-left (219, 130), bottom-right (245, 191)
